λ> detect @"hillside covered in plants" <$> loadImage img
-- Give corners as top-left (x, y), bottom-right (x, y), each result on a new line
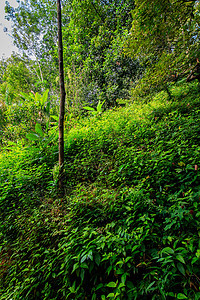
top-left (0, 0), bottom-right (200, 299)
top-left (1, 82), bottom-right (200, 299)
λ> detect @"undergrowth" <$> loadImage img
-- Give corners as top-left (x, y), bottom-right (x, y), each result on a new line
top-left (0, 82), bottom-right (200, 299)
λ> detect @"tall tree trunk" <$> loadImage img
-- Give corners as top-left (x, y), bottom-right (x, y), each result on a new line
top-left (57, 0), bottom-right (66, 194)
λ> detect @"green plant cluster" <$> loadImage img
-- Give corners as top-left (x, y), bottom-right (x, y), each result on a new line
top-left (0, 88), bottom-right (60, 148)
top-left (0, 83), bottom-right (200, 299)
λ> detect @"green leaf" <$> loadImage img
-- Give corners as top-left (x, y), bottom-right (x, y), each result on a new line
top-left (146, 281), bottom-right (155, 292)
top-left (83, 106), bottom-right (95, 111)
top-left (118, 164), bottom-right (125, 173)
top-left (46, 101), bottom-right (50, 114)
top-left (26, 133), bottom-right (40, 141)
top-left (97, 100), bottom-right (105, 112)
top-left (80, 262), bottom-right (88, 269)
top-left (41, 89), bottom-right (49, 106)
top-left (20, 91), bottom-right (34, 101)
top-left (115, 268), bottom-right (124, 274)
top-left (191, 257), bottom-right (198, 264)
top-left (125, 256), bottom-right (132, 263)
top-left (23, 268), bottom-right (30, 272)
top-left (80, 269), bottom-right (85, 282)
top-left (72, 263), bottom-right (79, 273)
top-left (35, 123), bottom-right (44, 137)
top-left (162, 247), bottom-right (174, 255)
top-left (106, 265), bottom-right (112, 275)
top-left (69, 286), bottom-right (75, 293)
top-left (132, 245), bottom-right (139, 252)
top-left (81, 254), bottom-right (88, 263)
top-left (35, 92), bottom-right (42, 104)
top-left (107, 281), bottom-right (117, 288)
top-left (177, 293), bottom-right (187, 299)
top-left (116, 260), bottom-right (123, 266)
top-left (96, 283), bottom-right (104, 291)
top-left (176, 254), bottom-right (185, 264)
top-left (107, 293), bottom-right (115, 298)
top-left (168, 292), bottom-right (175, 297)
top-left (120, 271), bottom-right (127, 284)
top-left (177, 263), bottom-right (185, 276)
top-left (196, 249), bottom-right (200, 258)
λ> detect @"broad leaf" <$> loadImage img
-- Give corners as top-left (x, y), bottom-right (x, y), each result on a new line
top-left (177, 263), bottom-right (185, 276)
top-left (83, 106), bottom-right (95, 111)
top-left (35, 123), bottom-right (44, 137)
top-left (161, 247), bottom-right (174, 255)
top-left (41, 89), bottom-right (49, 106)
top-left (26, 133), bottom-right (40, 141)
top-left (177, 293), bottom-right (187, 299)
top-left (107, 282), bottom-right (117, 288)
top-left (176, 254), bottom-right (185, 264)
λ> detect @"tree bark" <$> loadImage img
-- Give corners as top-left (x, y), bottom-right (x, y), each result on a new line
top-left (57, 0), bottom-right (66, 194)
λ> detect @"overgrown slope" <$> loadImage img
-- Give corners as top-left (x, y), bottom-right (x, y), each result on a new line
top-left (1, 82), bottom-right (200, 299)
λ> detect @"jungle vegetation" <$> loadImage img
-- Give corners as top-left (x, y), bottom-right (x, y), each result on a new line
top-left (0, 0), bottom-right (200, 299)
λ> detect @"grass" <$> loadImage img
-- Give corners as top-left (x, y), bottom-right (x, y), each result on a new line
top-left (0, 82), bottom-right (200, 299)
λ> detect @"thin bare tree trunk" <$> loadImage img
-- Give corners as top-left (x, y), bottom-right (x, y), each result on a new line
top-left (57, 0), bottom-right (66, 194)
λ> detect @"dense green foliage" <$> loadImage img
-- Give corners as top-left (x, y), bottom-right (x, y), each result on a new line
top-left (2, 0), bottom-right (199, 107)
top-left (1, 83), bottom-right (200, 299)
top-left (4, 0), bottom-right (139, 110)
top-left (1, 0), bottom-right (200, 299)
top-left (126, 0), bottom-right (200, 98)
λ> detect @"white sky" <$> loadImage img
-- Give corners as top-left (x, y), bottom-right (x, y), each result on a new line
top-left (0, 0), bottom-right (20, 59)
